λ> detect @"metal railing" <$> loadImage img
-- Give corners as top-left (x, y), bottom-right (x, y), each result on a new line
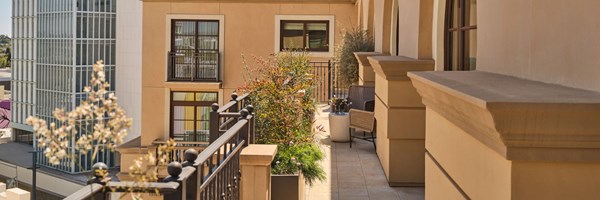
top-left (168, 51), bottom-right (220, 82)
top-left (64, 92), bottom-right (255, 200)
top-left (210, 92), bottom-right (253, 144)
top-left (151, 140), bottom-right (209, 165)
top-left (309, 61), bottom-right (348, 102)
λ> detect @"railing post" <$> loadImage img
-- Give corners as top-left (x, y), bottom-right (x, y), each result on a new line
top-left (238, 109), bottom-right (249, 147)
top-left (328, 60), bottom-right (333, 99)
top-left (210, 103), bottom-right (220, 143)
top-left (163, 162), bottom-right (183, 200)
top-left (245, 105), bottom-right (255, 145)
top-left (230, 92), bottom-right (239, 113)
top-left (183, 149), bottom-right (198, 199)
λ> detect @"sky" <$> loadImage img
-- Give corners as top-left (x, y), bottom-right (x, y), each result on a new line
top-left (0, 0), bottom-right (11, 37)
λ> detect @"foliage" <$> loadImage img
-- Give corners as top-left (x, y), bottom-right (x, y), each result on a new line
top-left (27, 60), bottom-right (132, 165)
top-left (329, 95), bottom-right (349, 114)
top-left (27, 60), bottom-right (177, 199)
top-left (0, 35), bottom-right (9, 45)
top-left (0, 47), bottom-right (9, 68)
top-left (239, 51), bottom-right (326, 185)
top-left (334, 27), bottom-right (375, 85)
top-left (0, 56), bottom-right (8, 68)
top-left (272, 143), bottom-right (326, 186)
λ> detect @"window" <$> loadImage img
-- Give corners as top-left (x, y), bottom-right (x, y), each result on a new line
top-left (170, 92), bottom-right (218, 142)
top-left (171, 19), bottom-right (219, 52)
top-left (169, 19), bottom-right (220, 81)
top-left (445, 0), bottom-right (477, 71)
top-left (280, 20), bottom-right (329, 52)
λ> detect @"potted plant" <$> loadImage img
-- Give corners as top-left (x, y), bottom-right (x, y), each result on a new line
top-left (240, 51), bottom-right (326, 200)
top-left (328, 96), bottom-right (351, 142)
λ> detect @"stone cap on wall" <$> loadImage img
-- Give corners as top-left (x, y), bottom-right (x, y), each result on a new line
top-left (408, 71), bottom-right (600, 162)
top-left (368, 56), bottom-right (434, 81)
top-left (241, 144), bottom-right (278, 166)
top-left (354, 52), bottom-right (388, 67)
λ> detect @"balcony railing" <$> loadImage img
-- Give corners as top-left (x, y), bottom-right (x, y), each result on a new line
top-left (168, 51), bottom-right (220, 82)
top-left (64, 92), bottom-right (254, 200)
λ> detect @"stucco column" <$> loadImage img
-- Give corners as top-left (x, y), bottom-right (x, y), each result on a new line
top-left (409, 71), bottom-right (600, 200)
top-left (354, 52), bottom-right (388, 86)
top-left (368, 56), bottom-right (434, 186)
top-left (240, 144), bottom-right (277, 200)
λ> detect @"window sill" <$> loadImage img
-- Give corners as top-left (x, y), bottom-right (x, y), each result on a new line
top-left (164, 81), bottom-right (221, 91)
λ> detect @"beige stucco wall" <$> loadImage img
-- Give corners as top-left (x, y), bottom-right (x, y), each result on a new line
top-left (141, 1), bottom-right (357, 145)
top-left (373, 0), bottom-right (393, 54)
top-left (476, 0), bottom-right (600, 92)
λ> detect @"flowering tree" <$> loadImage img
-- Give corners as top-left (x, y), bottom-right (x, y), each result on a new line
top-left (27, 61), bottom-right (131, 166)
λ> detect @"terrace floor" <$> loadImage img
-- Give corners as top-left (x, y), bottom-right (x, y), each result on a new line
top-left (307, 104), bottom-right (425, 200)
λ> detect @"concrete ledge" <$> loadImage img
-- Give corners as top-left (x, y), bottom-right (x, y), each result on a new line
top-left (355, 52), bottom-right (387, 86)
top-left (409, 71), bottom-right (600, 162)
top-left (240, 144), bottom-right (278, 166)
top-left (354, 52), bottom-right (387, 67)
top-left (368, 56), bottom-right (434, 81)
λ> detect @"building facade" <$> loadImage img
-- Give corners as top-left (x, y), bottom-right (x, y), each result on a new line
top-left (356, 0), bottom-right (600, 199)
top-left (117, 0), bottom-right (358, 173)
top-left (137, 0), bottom-right (357, 146)
top-left (11, 0), bottom-right (36, 144)
top-left (11, 0), bottom-right (118, 173)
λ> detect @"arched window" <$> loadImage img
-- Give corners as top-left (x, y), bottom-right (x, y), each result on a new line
top-left (445, 0), bottom-right (477, 71)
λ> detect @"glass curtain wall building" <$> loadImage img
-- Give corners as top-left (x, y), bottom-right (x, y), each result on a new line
top-left (12, 0), bottom-right (117, 173)
top-left (11, 0), bottom-right (37, 145)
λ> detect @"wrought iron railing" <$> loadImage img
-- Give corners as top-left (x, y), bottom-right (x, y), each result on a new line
top-left (64, 92), bottom-right (254, 200)
top-left (168, 51), bottom-right (220, 82)
top-left (210, 92), bottom-right (253, 143)
top-left (308, 61), bottom-right (348, 102)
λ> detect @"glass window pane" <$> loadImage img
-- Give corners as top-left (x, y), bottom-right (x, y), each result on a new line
top-left (469, 0), bottom-right (477, 26)
top-left (172, 92), bottom-right (195, 101)
top-left (282, 22), bottom-right (304, 50)
top-left (306, 23), bottom-right (328, 50)
top-left (174, 36), bottom-right (195, 50)
top-left (196, 106), bottom-right (211, 121)
top-left (198, 36), bottom-right (218, 50)
top-left (451, 32), bottom-right (459, 70)
top-left (195, 92), bottom-right (217, 102)
top-left (175, 21), bottom-right (196, 35)
top-left (195, 121), bottom-right (210, 142)
top-left (468, 29), bottom-right (477, 70)
top-left (198, 21), bottom-right (219, 36)
top-left (451, 0), bottom-right (459, 29)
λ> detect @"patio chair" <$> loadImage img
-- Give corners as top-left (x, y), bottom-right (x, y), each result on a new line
top-left (349, 109), bottom-right (376, 150)
top-left (346, 85), bottom-right (375, 112)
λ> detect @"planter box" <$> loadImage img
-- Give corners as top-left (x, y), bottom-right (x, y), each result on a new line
top-left (271, 173), bottom-right (305, 200)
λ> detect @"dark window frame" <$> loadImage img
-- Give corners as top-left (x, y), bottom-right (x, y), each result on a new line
top-left (444, 0), bottom-right (477, 71)
top-left (280, 20), bottom-right (330, 52)
top-left (170, 19), bottom-right (220, 52)
top-left (169, 91), bottom-right (218, 142)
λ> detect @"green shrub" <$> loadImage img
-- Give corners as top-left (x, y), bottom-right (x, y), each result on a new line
top-left (0, 56), bottom-right (9, 68)
top-left (240, 51), bottom-right (325, 185)
top-left (272, 143), bottom-right (326, 185)
top-left (334, 27), bottom-right (375, 85)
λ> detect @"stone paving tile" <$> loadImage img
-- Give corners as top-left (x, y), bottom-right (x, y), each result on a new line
top-left (307, 105), bottom-right (425, 200)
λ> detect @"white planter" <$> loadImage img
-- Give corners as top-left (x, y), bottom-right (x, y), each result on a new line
top-left (329, 112), bottom-right (350, 142)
